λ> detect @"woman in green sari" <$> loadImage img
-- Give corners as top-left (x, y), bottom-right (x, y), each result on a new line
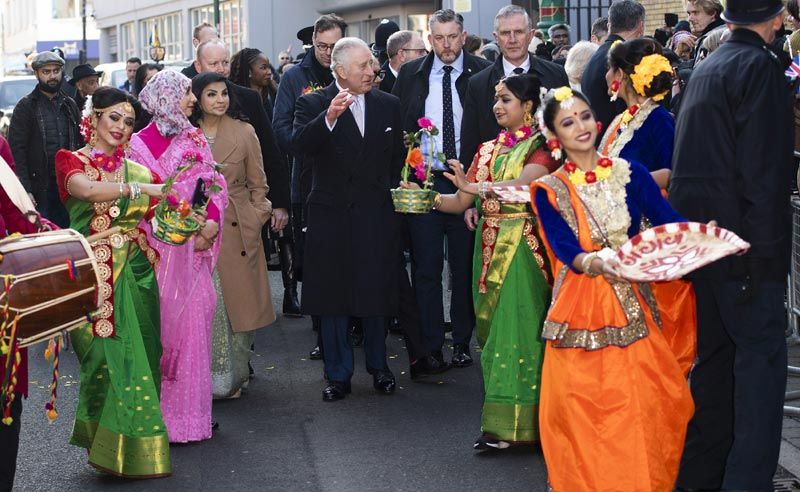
top-left (401, 74), bottom-right (558, 450)
top-left (54, 87), bottom-right (172, 478)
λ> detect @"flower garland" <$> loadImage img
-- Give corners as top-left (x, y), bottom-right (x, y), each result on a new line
top-left (619, 104), bottom-right (640, 129)
top-left (497, 126), bottom-right (533, 148)
top-left (564, 156), bottom-right (614, 185)
top-left (90, 146), bottom-right (125, 173)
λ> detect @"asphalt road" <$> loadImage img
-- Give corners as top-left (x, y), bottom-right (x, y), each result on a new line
top-left (13, 271), bottom-right (548, 491)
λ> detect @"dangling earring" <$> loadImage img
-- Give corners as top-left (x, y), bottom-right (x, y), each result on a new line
top-left (89, 128), bottom-right (98, 148)
top-left (547, 137), bottom-right (562, 161)
top-left (523, 112), bottom-right (534, 128)
top-left (596, 121), bottom-right (603, 134)
top-left (610, 80), bottom-right (621, 102)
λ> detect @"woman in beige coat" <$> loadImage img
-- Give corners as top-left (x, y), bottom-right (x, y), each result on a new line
top-left (192, 72), bottom-right (275, 398)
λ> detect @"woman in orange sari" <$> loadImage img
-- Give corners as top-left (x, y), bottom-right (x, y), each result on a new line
top-left (530, 87), bottom-right (694, 491)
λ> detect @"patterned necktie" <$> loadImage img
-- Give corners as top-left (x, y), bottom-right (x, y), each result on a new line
top-left (442, 65), bottom-right (456, 161)
top-left (513, 67), bottom-right (524, 75)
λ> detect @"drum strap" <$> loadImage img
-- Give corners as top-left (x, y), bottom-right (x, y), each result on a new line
top-left (0, 156), bottom-right (37, 223)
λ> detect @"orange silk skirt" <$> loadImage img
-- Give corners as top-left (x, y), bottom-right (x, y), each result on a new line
top-left (651, 280), bottom-right (697, 378)
top-left (540, 282), bottom-right (695, 492)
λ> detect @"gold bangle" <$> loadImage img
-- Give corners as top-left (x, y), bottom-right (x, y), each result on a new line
top-left (432, 192), bottom-right (443, 210)
top-left (581, 252), bottom-right (599, 277)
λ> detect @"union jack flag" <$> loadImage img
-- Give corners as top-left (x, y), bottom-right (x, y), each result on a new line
top-left (786, 55), bottom-right (800, 79)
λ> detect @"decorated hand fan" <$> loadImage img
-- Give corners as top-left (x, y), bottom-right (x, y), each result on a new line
top-left (491, 185), bottom-right (532, 203)
top-left (615, 222), bottom-right (750, 282)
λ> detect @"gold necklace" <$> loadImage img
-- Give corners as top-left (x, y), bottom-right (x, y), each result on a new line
top-left (99, 162), bottom-right (125, 218)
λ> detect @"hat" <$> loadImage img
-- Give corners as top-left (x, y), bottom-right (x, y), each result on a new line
top-left (722, 0), bottom-right (784, 25)
top-left (31, 51), bottom-right (64, 70)
top-left (373, 19), bottom-right (400, 52)
top-left (297, 26), bottom-right (314, 46)
top-left (68, 64), bottom-right (103, 86)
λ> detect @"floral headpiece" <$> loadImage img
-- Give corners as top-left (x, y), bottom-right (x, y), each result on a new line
top-left (553, 86), bottom-right (575, 109)
top-left (629, 54), bottom-right (672, 102)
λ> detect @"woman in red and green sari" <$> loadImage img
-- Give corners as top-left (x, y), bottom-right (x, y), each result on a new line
top-left (54, 87), bottom-right (171, 478)
top-left (401, 74), bottom-right (558, 450)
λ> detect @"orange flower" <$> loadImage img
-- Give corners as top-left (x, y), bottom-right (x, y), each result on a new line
top-left (406, 148), bottom-right (424, 168)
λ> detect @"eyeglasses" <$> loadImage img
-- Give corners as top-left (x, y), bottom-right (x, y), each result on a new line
top-left (373, 70), bottom-right (386, 82)
top-left (315, 43), bottom-right (335, 53)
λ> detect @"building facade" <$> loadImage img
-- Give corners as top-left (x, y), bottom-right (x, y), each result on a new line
top-left (1, 0), bottom-right (100, 74)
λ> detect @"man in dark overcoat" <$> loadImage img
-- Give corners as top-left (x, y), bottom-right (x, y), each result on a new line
top-left (669, 1), bottom-right (793, 490)
top-left (293, 37), bottom-right (404, 401)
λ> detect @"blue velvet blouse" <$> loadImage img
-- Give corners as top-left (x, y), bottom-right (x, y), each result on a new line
top-left (534, 160), bottom-right (685, 269)
top-left (617, 105), bottom-right (675, 172)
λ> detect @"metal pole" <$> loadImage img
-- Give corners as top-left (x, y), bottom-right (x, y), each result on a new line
top-left (81, 0), bottom-right (87, 64)
top-left (213, 0), bottom-right (221, 31)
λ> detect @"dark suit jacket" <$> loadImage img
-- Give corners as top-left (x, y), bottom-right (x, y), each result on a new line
top-left (379, 59), bottom-right (396, 93)
top-left (392, 51), bottom-right (491, 183)
top-left (229, 83), bottom-right (290, 210)
top-left (460, 53), bottom-right (568, 164)
top-left (581, 34), bottom-right (626, 142)
top-left (291, 84), bottom-right (403, 316)
top-left (669, 28), bottom-right (793, 282)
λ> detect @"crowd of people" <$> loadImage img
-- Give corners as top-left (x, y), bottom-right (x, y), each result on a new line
top-left (0, 0), bottom-right (794, 489)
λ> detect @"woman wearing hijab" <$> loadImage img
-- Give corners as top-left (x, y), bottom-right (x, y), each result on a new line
top-left (129, 70), bottom-right (228, 443)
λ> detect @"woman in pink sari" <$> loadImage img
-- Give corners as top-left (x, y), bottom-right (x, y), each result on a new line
top-left (129, 70), bottom-right (228, 443)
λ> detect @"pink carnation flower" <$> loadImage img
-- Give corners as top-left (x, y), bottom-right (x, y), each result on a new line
top-left (417, 117), bottom-right (434, 131)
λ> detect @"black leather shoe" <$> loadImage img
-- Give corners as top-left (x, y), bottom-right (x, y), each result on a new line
top-left (432, 350), bottom-right (445, 365)
top-left (410, 355), bottom-right (451, 380)
top-left (372, 370), bottom-right (396, 394)
top-left (452, 343), bottom-right (474, 367)
top-left (388, 317), bottom-right (402, 335)
top-left (322, 381), bottom-right (350, 401)
top-left (309, 345), bottom-right (323, 360)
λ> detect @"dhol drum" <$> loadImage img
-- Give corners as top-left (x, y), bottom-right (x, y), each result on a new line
top-left (0, 229), bottom-right (100, 348)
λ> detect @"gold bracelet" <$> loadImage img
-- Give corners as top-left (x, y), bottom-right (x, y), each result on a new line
top-left (432, 192), bottom-right (442, 210)
top-left (581, 252), bottom-right (599, 277)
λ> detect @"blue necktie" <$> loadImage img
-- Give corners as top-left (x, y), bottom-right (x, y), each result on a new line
top-left (442, 65), bottom-right (456, 161)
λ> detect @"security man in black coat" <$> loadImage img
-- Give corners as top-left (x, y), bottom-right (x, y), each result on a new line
top-left (392, 9), bottom-right (490, 369)
top-left (669, 1), bottom-right (793, 490)
top-left (580, 0), bottom-right (645, 144)
top-left (459, 5), bottom-right (567, 166)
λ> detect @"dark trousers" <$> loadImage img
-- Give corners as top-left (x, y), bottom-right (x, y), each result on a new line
top-left (408, 210), bottom-right (475, 353)
top-left (321, 316), bottom-right (387, 382)
top-left (40, 185), bottom-right (69, 229)
top-left (677, 280), bottom-right (787, 492)
top-left (397, 252), bottom-right (428, 361)
top-left (0, 396), bottom-right (22, 492)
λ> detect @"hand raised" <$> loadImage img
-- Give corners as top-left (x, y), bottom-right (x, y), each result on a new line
top-left (326, 89), bottom-right (355, 126)
top-left (443, 160), bottom-right (469, 192)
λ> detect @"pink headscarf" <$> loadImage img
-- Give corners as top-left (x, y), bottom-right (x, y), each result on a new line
top-left (137, 70), bottom-right (195, 137)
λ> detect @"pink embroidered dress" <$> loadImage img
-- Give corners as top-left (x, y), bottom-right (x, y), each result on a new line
top-left (130, 70), bottom-right (228, 443)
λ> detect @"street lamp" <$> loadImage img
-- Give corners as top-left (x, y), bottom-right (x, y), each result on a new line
top-left (149, 27), bottom-right (166, 63)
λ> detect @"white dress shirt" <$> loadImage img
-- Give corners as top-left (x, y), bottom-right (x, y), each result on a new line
top-left (424, 51), bottom-right (464, 170)
top-left (326, 81), bottom-right (366, 135)
top-left (502, 56), bottom-right (531, 77)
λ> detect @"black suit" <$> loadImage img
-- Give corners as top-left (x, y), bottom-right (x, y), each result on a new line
top-left (460, 53), bottom-right (568, 164)
top-left (292, 83), bottom-right (403, 381)
top-left (392, 51), bottom-right (490, 356)
top-left (669, 29), bottom-right (793, 491)
top-left (581, 34), bottom-right (626, 142)
top-left (229, 83), bottom-right (290, 210)
top-left (379, 60), bottom-right (396, 93)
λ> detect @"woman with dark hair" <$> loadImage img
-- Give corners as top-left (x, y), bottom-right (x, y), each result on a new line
top-left (132, 63), bottom-right (163, 132)
top-left (601, 38), bottom-right (696, 378)
top-left (129, 70), bottom-right (228, 444)
top-left (602, 38), bottom-right (675, 180)
top-left (54, 86), bottom-right (171, 478)
top-left (229, 48), bottom-right (301, 317)
top-left (402, 74), bottom-right (558, 450)
top-left (230, 49), bottom-right (278, 121)
top-left (191, 72), bottom-right (275, 399)
top-left (530, 87), bottom-right (693, 490)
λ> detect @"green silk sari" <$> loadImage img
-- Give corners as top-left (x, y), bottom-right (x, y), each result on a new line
top-left (67, 157), bottom-right (171, 478)
top-left (472, 137), bottom-right (551, 443)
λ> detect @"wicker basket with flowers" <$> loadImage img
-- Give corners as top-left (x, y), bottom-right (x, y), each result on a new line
top-left (391, 117), bottom-right (445, 214)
